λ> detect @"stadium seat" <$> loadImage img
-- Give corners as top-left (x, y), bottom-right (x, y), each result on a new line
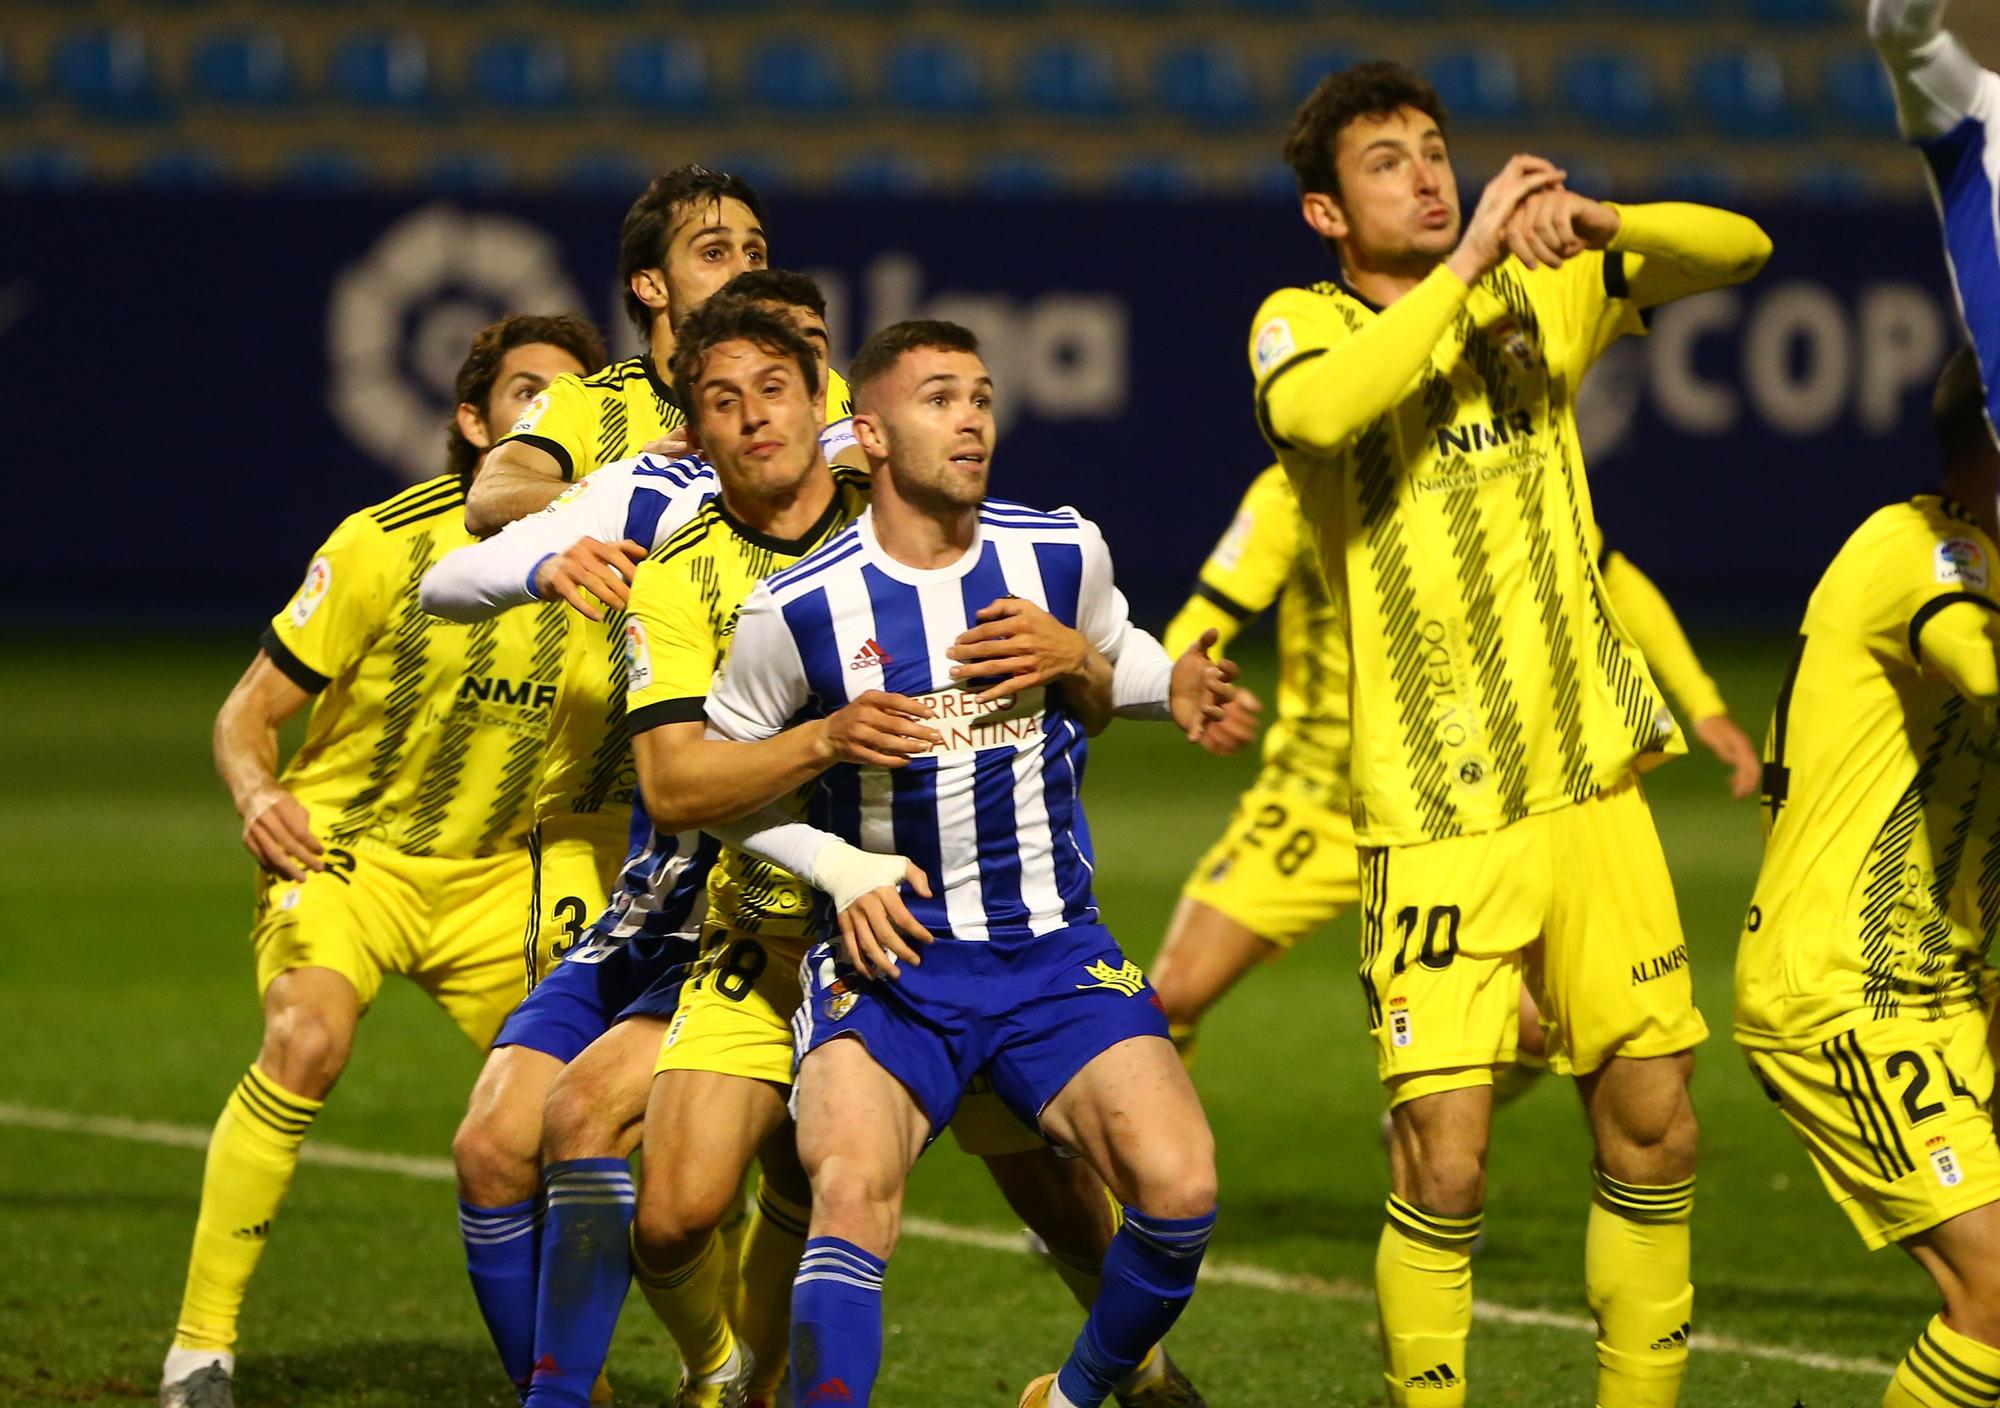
top-left (136, 147), bottom-right (232, 188)
top-left (188, 30), bottom-right (299, 108)
top-left (49, 27), bottom-right (169, 123)
top-left (1018, 40), bottom-right (1128, 119)
top-left (328, 32), bottom-right (437, 112)
top-left (683, 0), bottom-right (778, 12)
top-left (1687, 48), bottom-right (1805, 137)
top-left (1249, 159), bottom-right (1300, 199)
top-left (1111, 155), bottom-right (1206, 199)
top-left (1425, 46), bottom-right (1528, 127)
top-left (1747, 0), bottom-right (1845, 23)
top-left (1648, 158), bottom-right (1741, 203)
top-left (0, 40), bottom-right (26, 115)
top-left (1820, 50), bottom-right (1897, 134)
top-left (745, 38), bottom-right (855, 116)
top-left (609, 38), bottom-right (712, 118)
top-left (1791, 161), bottom-right (1874, 202)
top-left (0, 143), bottom-right (89, 187)
top-left (1554, 48), bottom-right (1670, 137)
top-left (1482, 0), bottom-right (1578, 15)
top-left (470, 36), bottom-right (573, 111)
top-left (972, 152), bottom-right (1064, 196)
top-left (1154, 40), bottom-right (1263, 128)
top-left (423, 150), bottom-right (513, 193)
top-left (838, 152), bottom-right (932, 196)
top-left (559, 148), bottom-right (649, 193)
top-left (822, 0), bottom-right (914, 13)
top-left (704, 151), bottom-right (791, 193)
top-left (1348, 0), bottom-right (1447, 18)
top-left (1287, 46), bottom-right (1365, 106)
top-left (884, 38), bottom-right (992, 117)
top-left (1600, 0), bottom-right (1709, 15)
top-left (277, 147), bottom-right (374, 189)
top-left (1218, 0), bottom-right (1315, 15)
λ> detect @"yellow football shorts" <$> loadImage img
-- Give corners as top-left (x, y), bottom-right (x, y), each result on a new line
top-left (1744, 1011), bottom-right (2000, 1249)
top-left (656, 926), bottom-right (806, 1086)
top-left (1180, 784), bottom-right (1361, 948)
top-left (251, 840), bottom-right (531, 1049)
top-left (526, 814), bottom-right (629, 986)
top-left (1360, 772), bottom-right (1708, 1104)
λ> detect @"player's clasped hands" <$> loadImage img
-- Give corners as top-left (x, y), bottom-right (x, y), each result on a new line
top-left (1504, 187), bottom-right (1622, 271)
top-left (1172, 628), bottom-right (1241, 746)
top-left (948, 596), bottom-right (1088, 704)
top-left (535, 536), bottom-right (648, 621)
top-left (239, 785), bottom-right (324, 881)
top-left (1448, 154), bottom-right (1567, 284)
top-left (820, 690), bottom-right (944, 768)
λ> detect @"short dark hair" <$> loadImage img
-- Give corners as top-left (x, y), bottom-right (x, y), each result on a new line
top-left (1934, 344), bottom-right (1996, 465)
top-left (716, 268), bottom-right (826, 320)
top-left (448, 312), bottom-right (607, 480)
top-left (667, 295), bottom-right (822, 423)
top-left (1284, 60), bottom-right (1450, 199)
top-left (848, 319), bottom-right (982, 402)
top-left (617, 164), bottom-right (769, 337)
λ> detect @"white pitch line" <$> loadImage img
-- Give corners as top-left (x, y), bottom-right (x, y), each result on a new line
top-left (0, 1101), bottom-right (1893, 1379)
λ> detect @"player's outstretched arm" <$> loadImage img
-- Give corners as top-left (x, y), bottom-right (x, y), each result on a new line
top-left (214, 653), bottom-right (323, 880)
top-left (1607, 201), bottom-right (1772, 309)
top-left (464, 439), bottom-right (569, 537)
top-left (424, 468), bottom-right (644, 622)
top-left (1871, 0), bottom-right (1985, 141)
top-left (1915, 597), bottom-right (2000, 707)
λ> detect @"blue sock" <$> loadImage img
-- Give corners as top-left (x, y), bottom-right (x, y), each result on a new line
top-left (461, 1197), bottom-right (542, 1399)
top-left (790, 1237), bottom-right (887, 1408)
top-left (1055, 1207), bottom-right (1216, 1408)
top-left (524, 1158), bottom-right (636, 1408)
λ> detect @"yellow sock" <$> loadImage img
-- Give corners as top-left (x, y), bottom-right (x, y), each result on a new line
top-left (1168, 1022), bottom-right (1199, 1070)
top-left (735, 1179), bottom-right (809, 1397)
top-left (1377, 1195), bottom-right (1477, 1406)
top-left (1884, 1315), bottom-right (2000, 1407)
top-left (633, 1228), bottom-right (736, 1381)
top-left (1587, 1167), bottom-right (1695, 1408)
top-left (173, 1066), bottom-right (322, 1353)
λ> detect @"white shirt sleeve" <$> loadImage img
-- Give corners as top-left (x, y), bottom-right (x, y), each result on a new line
top-left (420, 464), bottom-right (638, 622)
top-left (1870, 0), bottom-right (1991, 139)
top-left (1070, 513), bottom-right (1134, 659)
top-left (704, 583), bottom-right (812, 742)
top-left (1110, 626), bottom-right (1175, 720)
top-left (707, 807), bottom-right (837, 882)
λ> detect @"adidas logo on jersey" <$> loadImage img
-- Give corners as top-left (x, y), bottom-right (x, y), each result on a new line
top-left (232, 1220), bottom-right (271, 1241)
top-left (1403, 1363), bottom-right (1461, 1389)
top-left (1650, 1322), bottom-right (1691, 1351)
top-left (850, 639), bottom-right (891, 671)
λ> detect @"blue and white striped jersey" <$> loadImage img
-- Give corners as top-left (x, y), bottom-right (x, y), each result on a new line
top-left (707, 501), bottom-right (1136, 943)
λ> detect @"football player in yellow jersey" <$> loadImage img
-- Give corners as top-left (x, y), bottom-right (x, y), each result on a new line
top-left (468, 165), bottom-right (850, 535)
top-left (1252, 62), bottom-right (1770, 1407)
top-left (158, 314), bottom-right (604, 1408)
top-left (1733, 380), bottom-right (2000, 1404)
top-left (1149, 468), bottom-right (1760, 1065)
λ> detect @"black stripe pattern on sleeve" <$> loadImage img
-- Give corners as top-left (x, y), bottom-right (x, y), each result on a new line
top-left (1909, 591), bottom-right (2000, 665)
top-left (504, 433), bottom-right (576, 482)
top-left (1192, 581), bottom-right (1255, 623)
top-left (626, 697), bottom-right (708, 737)
top-left (259, 625), bottom-right (331, 694)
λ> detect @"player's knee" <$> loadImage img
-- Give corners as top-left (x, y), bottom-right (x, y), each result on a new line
top-left (1600, 1085), bottom-right (1700, 1184)
top-left (259, 1001), bottom-right (351, 1098)
top-left (452, 1106), bottom-right (539, 1204)
top-left (808, 1156), bottom-right (903, 1255)
top-left (634, 1164), bottom-right (741, 1258)
top-left (1128, 1132), bottom-right (1219, 1221)
top-left (1410, 1146), bottom-right (1486, 1217)
top-left (540, 1076), bottom-right (622, 1163)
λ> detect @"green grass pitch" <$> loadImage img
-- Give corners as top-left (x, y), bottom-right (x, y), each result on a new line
top-left (0, 631), bottom-right (1947, 1406)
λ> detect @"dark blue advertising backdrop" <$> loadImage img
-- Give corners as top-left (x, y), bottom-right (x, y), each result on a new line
top-left (0, 193), bottom-right (1962, 629)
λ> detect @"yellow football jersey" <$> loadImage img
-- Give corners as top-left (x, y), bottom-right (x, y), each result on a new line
top-left (1735, 496), bottom-right (2000, 1049)
top-left (264, 475), bottom-right (566, 859)
top-left (1164, 463), bottom-right (1351, 814)
top-left (498, 351), bottom-right (852, 483)
top-left (623, 464), bottom-right (872, 938)
top-left (1251, 252), bottom-right (1679, 846)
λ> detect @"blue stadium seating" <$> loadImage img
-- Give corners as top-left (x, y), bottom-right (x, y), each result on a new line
top-left (838, 152), bottom-right (933, 195)
top-left (559, 148), bottom-right (649, 193)
top-left (0, 40), bottom-right (25, 115)
top-left (1425, 46), bottom-right (1528, 127)
top-left (136, 147), bottom-right (231, 188)
top-left (1, 144), bottom-right (89, 188)
top-left (1154, 40), bottom-right (1263, 127)
top-left (884, 38), bottom-right (992, 117)
top-left (1650, 158), bottom-right (1742, 203)
top-left (1482, 0), bottom-right (1578, 15)
top-left (1287, 47), bottom-right (1365, 106)
top-left (50, 28), bottom-right (169, 123)
top-left (1790, 159), bottom-right (1875, 201)
top-left (1554, 48), bottom-right (1670, 137)
top-left (470, 36), bottom-right (573, 111)
top-left (609, 38), bottom-right (712, 118)
top-left (277, 148), bottom-right (375, 189)
top-left (1018, 40), bottom-right (1129, 119)
top-left (972, 153), bottom-right (1063, 196)
top-left (1820, 50), bottom-right (1897, 134)
top-left (1747, 0), bottom-right (1846, 23)
top-left (1111, 155), bottom-right (1206, 198)
top-left (1348, 0), bottom-right (1447, 17)
top-left (1687, 48), bottom-right (1806, 137)
top-left (1218, 0), bottom-right (1315, 15)
top-left (1600, 0), bottom-right (1709, 15)
top-left (1249, 159), bottom-right (1300, 199)
top-left (745, 38), bottom-right (855, 115)
top-left (328, 32), bottom-right (437, 112)
top-left (704, 151), bottom-right (792, 193)
top-left (188, 30), bottom-right (298, 108)
top-left (822, 0), bottom-right (915, 13)
top-left (423, 150), bottom-right (512, 192)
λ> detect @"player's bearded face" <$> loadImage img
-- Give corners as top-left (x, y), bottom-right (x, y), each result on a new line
top-left (1331, 107), bottom-right (1461, 267)
top-left (662, 197), bottom-right (770, 332)
top-left (691, 340), bottom-right (826, 500)
top-left (878, 349), bottom-right (995, 512)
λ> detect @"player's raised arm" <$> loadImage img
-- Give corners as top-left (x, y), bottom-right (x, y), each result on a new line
top-left (1603, 201), bottom-right (1772, 309)
top-left (1871, 0), bottom-right (1986, 141)
top-left (463, 439), bottom-right (570, 536)
top-left (423, 465), bottom-right (648, 622)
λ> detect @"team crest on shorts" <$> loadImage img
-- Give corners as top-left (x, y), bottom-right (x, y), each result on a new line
top-left (1928, 1135), bottom-right (1964, 1188)
top-left (824, 990), bottom-right (858, 1021)
top-left (1076, 958), bottom-right (1146, 998)
top-left (1389, 996), bottom-right (1413, 1047)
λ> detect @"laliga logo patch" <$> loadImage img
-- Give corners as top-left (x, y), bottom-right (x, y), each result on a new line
top-left (1928, 1135), bottom-right (1963, 1188)
top-left (1390, 996), bottom-right (1414, 1047)
top-left (511, 390), bottom-right (552, 435)
top-left (1253, 317), bottom-right (1295, 375)
top-left (291, 557), bottom-right (332, 627)
top-left (1936, 538), bottom-right (1990, 591)
top-left (1490, 317), bottom-right (1542, 375)
top-left (624, 620), bottom-right (652, 693)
